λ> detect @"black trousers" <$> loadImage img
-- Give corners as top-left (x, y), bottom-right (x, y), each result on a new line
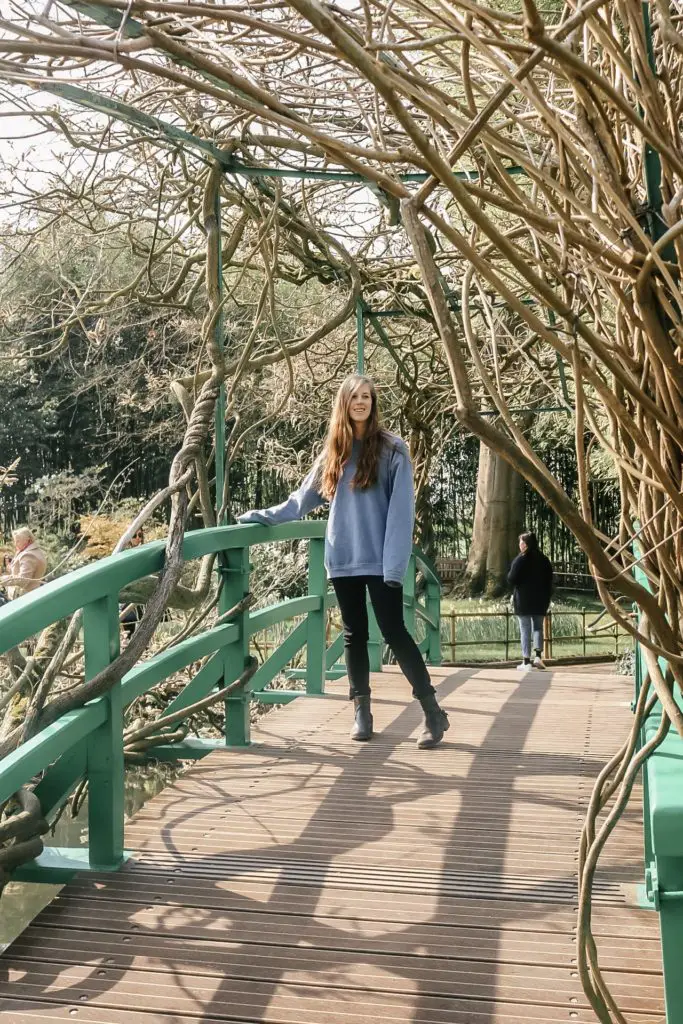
top-left (331, 575), bottom-right (435, 701)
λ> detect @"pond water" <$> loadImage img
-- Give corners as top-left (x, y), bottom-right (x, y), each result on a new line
top-left (0, 762), bottom-right (182, 952)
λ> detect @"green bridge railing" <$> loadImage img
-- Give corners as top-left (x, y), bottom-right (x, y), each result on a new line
top-left (632, 561), bottom-right (683, 1024)
top-left (0, 522), bottom-right (441, 884)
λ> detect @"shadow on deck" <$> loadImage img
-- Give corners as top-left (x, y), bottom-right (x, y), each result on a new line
top-left (0, 665), bottom-right (664, 1023)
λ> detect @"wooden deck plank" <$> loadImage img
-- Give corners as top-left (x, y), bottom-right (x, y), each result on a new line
top-left (0, 666), bottom-right (664, 1022)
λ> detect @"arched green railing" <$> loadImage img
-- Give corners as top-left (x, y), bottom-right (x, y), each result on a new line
top-left (0, 522), bottom-right (441, 883)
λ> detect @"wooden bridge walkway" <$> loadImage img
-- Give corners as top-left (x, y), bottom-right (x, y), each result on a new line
top-left (0, 666), bottom-right (664, 1023)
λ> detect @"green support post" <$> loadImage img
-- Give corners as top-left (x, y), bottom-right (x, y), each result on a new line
top-left (404, 553), bottom-right (417, 638)
top-left (426, 581), bottom-right (442, 666)
top-left (220, 545), bottom-right (251, 745)
top-left (356, 298), bottom-right (365, 374)
top-left (213, 182), bottom-right (227, 525)
top-left (659, 894), bottom-right (683, 1023)
top-left (306, 538), bottom-right (327, 695)
top-left (83, 594), bottom-right (125, 870)
top-left (646, 726), bottom-right (683, 1019)
top-left (367, 601), bottom-right (383, 672)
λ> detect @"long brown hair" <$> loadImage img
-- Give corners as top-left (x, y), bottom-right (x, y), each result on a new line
top-left (319, 375), bottom-right (389, 500)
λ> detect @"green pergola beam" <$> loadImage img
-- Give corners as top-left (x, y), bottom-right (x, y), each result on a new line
top-left (34, 81), bottom-right (524, 186)
top-left (360, 299), bottom-right (414, 383)
top-left (62, 2), bottom-right (531, 188)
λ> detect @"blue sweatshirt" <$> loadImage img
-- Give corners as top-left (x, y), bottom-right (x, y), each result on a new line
top-left (238, 434), bottom-right (415, 584)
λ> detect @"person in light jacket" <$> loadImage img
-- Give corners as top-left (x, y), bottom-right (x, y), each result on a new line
top-left (238, 374), bottom-right (449, 749)
top-left (0, 527), bottom-right (48, 600)
top-left (507, 530), bottom-right (553, 671)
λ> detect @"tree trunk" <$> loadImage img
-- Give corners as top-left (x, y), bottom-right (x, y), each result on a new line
top-left (466, 442), bottom-right (525, 596)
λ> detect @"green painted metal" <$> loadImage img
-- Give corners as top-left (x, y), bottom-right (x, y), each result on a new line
top-left (250, 619), bottom-right (308, 693)
top-left (367, 600), bottom-right (384, 673)
top-left (0, 522), bottom-right (440, 884)
top-left (214, 187), bottom-right (227, 525)
top-left (32, 740), bottom-right (87, 822)
top-left (425, 581), bottom-right (442, 666)
top-left (13, 846), bottom-right (130, 885)
top-left (220, 545), bottom-right (251, 746)
top-left (158, 653), bottom-right (223, 722)
top-left (361, 301), bottom-right (414, 383)
top-left (0, 524), bottom-right (325, 657)
top-left (251, 689), bottom-right (305, 704)
top-left (413, 545), bottom-right (441, 665)
top-left (69, 1), bottom-right (145, 37)
top-left (0, 545), bottom-right (163, 654)
top-left (633, 538), bottom-right (683, 1022)
top-left (413, 545), bottom-right (439, 584)
top-left (404, 553), bottom-right (417, 637)
top-left (642, 717), bottom-right (683, 1023)
top-left (249, 596), bottom-right (321, 634)
top-left (37, 82), bottom-right (234, 168)
top-left (325, 630), bottom-right (345, 669)
top-left (643, 722), bottom-right (683, 858)
top-left (0, 703), bottom-right (105, 805)
top-left (32, 83), bottom-right (525, 187)
top-left (306, 538), bottom-right (327, 695)
top-left (137, 737), bottom-right (230, 761)
top-left (414, 603), bottom-right (439, 632)
top-left (121, 623), bottom-right (238, 706)
top-left (323, 666), bottom-right (348, 680)
top-left (286, 666), bottom-right (347, 681)
top-left (83, 594), bottom-right (125, 870)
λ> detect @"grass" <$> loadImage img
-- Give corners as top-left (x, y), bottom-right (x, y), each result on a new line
top-left (439, 593), bottom-right (631, 663)
top-left (249, 593), bottom-right (631, 668)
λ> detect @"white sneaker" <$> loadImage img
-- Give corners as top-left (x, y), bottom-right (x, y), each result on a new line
top-left (533, 656), bottom-right (546, 670)
top-left (516, 662), bottom-right (531, 672)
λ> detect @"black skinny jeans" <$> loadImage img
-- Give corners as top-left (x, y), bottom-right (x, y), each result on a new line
top-left (332, 575), bottom-right (435, 701)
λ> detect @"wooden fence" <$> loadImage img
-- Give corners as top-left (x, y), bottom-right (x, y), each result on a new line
top-left (442, 608), bottom-right (630, 663)
top-left (253, 606), bottom-right (631, 667)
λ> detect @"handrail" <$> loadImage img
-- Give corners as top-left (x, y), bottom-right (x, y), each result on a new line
top-left (0, 521), bottom-right (441, 883)
top-left (412, 543), bottom-right (440, 586)
top-left (631, 542), bottom-right (683, 1022)
top-left (0, 521), bottom-right (327, 654)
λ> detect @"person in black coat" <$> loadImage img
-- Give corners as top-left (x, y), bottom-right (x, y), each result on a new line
top-left (507, 531), bottom-right (553, 671)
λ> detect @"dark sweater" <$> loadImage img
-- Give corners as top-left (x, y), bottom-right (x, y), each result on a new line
top-left (507, 550), bottom-right (553, 616)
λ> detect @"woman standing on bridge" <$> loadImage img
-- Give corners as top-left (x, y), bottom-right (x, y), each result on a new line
top-left (238, 374), bottom-right (449, 749)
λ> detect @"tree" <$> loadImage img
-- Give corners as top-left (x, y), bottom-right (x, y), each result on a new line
top-left (2, 5), bottom-right (683, 1016)
top-left (466, 442), bottom-right (525, 596)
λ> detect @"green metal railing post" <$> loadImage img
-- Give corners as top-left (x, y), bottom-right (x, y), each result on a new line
top-left (83, 594), bottom-right (125, 870)
top-left (634, 612), bottom-right (642, 708)
top-left (404, 553), bottom-right (417, 637)
top-left (658, 894), bottom-right (683, 1024)
top-left (368, 601), bottom-right (383, 671)
top-left (214, 182), bottom-right (227, 525)
top-left (426, 578), bottom-right (441, 665)
top-left (221, 544), bottom-right (251, 745)
top-left (306, 537), bottom-right (327, 695)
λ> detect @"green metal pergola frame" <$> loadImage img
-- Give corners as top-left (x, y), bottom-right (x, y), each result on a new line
top-left (26, 0), bottom-right (665, 521)
top-left (31, 75), bottom-right (564, 516)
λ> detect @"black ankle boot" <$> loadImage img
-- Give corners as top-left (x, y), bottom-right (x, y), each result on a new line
top-left (350, 695), bottom-right (373, 741)
top-left (417, 694), bottom-right (449, 749)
